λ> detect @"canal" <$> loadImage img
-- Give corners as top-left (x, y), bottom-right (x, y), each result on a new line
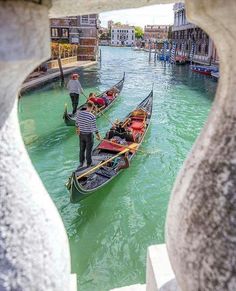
top-left (18, 47), bottom-right (217, 291)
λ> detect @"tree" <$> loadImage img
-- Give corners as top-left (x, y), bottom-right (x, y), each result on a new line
top-left (114, 22), bottom-right (122, 26)
top-left (135, 26), bottom-right (144, 39)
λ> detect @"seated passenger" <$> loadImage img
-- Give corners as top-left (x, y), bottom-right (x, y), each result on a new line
top-left (106, 90), bottom-right (114, 97)
top-left (101, 93), bottom-right (110, 106)
top-left (88, 92), bottom-right (105, 107)
top-left (116, 152), bottom-right (130, 171)
top-left (88, 92), bottom-right (97, 104)
top-left (106, 152), bottom-right (130, 172)
top-left (95, 97), bottom-right (105, 106)
top-left (106, 120), bottom-right (134, 142)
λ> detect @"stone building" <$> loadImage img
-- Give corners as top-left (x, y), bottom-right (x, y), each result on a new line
top-left (50, 14), bottom-right (99, 61)
top-left (144, 25), bottom-right (170, 42)
top-left (172, 2), bottom-right (219, 65)
top-left (111, 25), bottom-right (135, 46)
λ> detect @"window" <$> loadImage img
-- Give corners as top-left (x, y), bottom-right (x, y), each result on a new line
top-left (89, 18), bottom-right (96, 25)
top-left (62, 28), bottom-right (68, 38)
top-left (81, 15), bottom-right (89, 24)
top-left (198, 44), bottom-right (201, 53)
top-left (51, 28), bottom-right (59, 37)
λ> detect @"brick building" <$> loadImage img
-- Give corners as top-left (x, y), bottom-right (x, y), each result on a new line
top-left (50, 14), bottom-right (99, 61)
top-left (144, 25), bottom-right (170, 42)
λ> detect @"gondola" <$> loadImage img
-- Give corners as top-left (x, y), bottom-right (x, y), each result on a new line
top-left (66, 89), bottom-right (153, 203)
top-left (63, 73), bottom-right (125, 126)
top-left (190, 65), bottom-right (218, 76)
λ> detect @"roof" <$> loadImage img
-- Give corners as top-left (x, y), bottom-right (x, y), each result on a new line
top-left (111, 25), bottom-right (135, 29)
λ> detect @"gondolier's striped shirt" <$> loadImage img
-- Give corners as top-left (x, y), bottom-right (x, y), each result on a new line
top-left (76, 110), bottom-right (98, 134)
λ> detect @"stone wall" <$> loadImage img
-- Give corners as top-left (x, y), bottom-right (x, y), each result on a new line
top-left (47, 56), bottom-right (77, 69)
top-left (1, 0), bottom-right (236, 290)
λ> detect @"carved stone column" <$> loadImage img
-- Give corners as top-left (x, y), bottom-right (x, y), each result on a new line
top-left (0, 2), bottom-right (71, 290)
top-left (166, 1), bottom-right (236, 290)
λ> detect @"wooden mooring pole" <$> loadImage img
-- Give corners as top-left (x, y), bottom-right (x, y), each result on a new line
top-left (154, 41), bottom-right (157, 63)
top-left (57, 44), bottom-right (64, 84)
top-left (149, 41), bottom-right (151, 62)
top-left (57, 57), bottom-right (64, 83)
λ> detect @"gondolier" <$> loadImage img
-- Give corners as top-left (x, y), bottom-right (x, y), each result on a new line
top-left (67, 73), bottom-right (84, 114)
top-left (76, 101), bottom-right (101, 168)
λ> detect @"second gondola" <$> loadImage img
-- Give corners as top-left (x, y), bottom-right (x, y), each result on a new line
top-left (63, 73), bottom-right (125, 126)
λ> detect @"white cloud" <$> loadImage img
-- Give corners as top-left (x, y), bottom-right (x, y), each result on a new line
top-left (100, 4), bottom-right (174, 28)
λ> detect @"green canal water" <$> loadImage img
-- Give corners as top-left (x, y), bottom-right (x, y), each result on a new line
top-left (18, 47), bottom-right (217, 291)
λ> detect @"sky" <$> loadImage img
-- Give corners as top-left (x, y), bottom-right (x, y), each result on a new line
top-left (100, 4), bottom-right (174, 28)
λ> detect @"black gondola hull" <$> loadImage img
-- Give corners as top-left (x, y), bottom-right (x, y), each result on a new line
top-left (67, 89), bottom-right (153, 202)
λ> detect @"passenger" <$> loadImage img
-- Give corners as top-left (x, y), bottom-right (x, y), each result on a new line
top-left (88, 92), bottom-right (97, 104)
top-left (88, 92), bottom-right (105, 107)
top-left (95, 97), bottom-right (105, 107)
top-left (101, 93), bottom-right (110, 106)
top-left (106, 120), bottom-right (134, 142)
top-left (106, 152), bottom-right (130, 172)
top-left (116, 152), bottom-right (130, 171)
top-left (106, 90), bottom-right (114, 97)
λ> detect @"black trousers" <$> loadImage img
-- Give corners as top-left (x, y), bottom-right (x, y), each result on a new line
top-left (70, 93), bottom-right (79, 114)
top-left (79, 133), bottom-right (94, 165)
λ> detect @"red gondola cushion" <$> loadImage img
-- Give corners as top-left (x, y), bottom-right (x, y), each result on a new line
top-left (131, 121), bottom-right (144, 130)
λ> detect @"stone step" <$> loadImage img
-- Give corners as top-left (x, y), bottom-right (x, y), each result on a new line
top-left (110, 283), bottom-right (146, 291)
top-left (146, 244), bottom-right (180, 290)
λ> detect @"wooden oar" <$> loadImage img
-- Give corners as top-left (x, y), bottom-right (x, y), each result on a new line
top-left (95, 105), bottom-right (115, 126)
top-left (76, 144), bottom-right (137, 180)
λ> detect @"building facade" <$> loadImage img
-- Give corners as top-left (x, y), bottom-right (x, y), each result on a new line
top-left (144, 25), bottom-right (170, 42)
top-left (172, 3), bottom-right (219, 65)
top-left (50, 14), bottom-right (99, 61)
top-left (111, 25), bottom-right (135, 46)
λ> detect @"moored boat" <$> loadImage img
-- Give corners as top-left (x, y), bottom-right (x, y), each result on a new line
top-left (132, 47), bottom-right (142, 51)
top-left (66, 89), bottom-right (153, 202)
top-left (63, 73), bottom-right (125, 126)
top-left (190, 65), bottom-right (218, 76)
top-left (211, 71), bottom-right (220, 80)
top-left (175, 55), bottom-right (187, 65)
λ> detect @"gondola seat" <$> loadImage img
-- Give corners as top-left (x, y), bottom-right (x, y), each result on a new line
top-left (130, 121), bottom-right (144, 130)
